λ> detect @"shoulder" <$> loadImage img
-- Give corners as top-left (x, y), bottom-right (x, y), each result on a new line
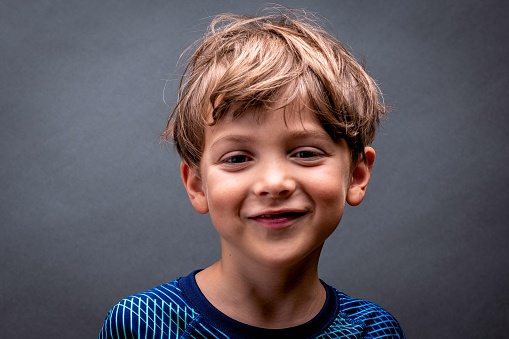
top-left (98, 279), bottom-right (199, 339)
top-left (333, 289), bottom-right (406, 338)
top-left (108, 279), bottom-right (190, 316)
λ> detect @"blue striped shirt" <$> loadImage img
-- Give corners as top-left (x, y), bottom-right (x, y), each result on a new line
top-left (99, 271), bottom-right (405, 338)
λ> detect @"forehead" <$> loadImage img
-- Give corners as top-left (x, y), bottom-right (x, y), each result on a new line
top-left (207, 82), bottom-right (311, 120)
top-left (205, 100), bottom-right (330, 143)
top-left (210, 97), bottom-right (314, 130)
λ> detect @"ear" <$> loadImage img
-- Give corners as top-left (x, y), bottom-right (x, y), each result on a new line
top-left (180, 161), bottom-right (209, 214)
top-left (346, 146), bottom-right (376, 206)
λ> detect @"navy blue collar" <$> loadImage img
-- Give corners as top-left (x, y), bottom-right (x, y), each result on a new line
top-left (179, 270), bottom-right (339, 339)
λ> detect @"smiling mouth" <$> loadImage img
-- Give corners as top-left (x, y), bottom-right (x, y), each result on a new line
top-left (249, 211), bottom-right (306, 227)
top-left (253, 212), bottom-right (305, 219)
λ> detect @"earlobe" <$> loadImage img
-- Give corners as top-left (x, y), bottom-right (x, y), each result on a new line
top-left (346, 147), bottom-right (376, 206)
top-left (180, 161), bottom-right (209, 214)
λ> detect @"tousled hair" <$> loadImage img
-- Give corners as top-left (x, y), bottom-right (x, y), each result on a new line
top-left (162, 8), bottom-right (387, 169)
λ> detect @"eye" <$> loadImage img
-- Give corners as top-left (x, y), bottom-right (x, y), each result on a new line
top-left (218, 151), bottom-right (254, 171)
top-left (293, 150), bottom-right (322, 159)
top-left (290, 147), bottom-right (328, 165)
top-left (223, 154), bottom-right (251, 164)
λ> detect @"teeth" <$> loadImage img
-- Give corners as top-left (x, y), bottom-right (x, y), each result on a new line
top-left (258, 212), bottom-right (302, 218)
top-left (258, 214), bottom-right (276, 218)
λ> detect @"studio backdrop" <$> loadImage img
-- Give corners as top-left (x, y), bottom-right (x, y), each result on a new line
top-left (1, 1), bottom-right (508, 338)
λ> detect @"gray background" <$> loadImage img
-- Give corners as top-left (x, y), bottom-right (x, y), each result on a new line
top-left (1, 0), bottom-right (508, 338)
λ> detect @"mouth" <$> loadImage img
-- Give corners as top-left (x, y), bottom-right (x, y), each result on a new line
top-left (253, 211), bottom-right (306, 219)
top-left (249, 211), bottom-right (306, 228)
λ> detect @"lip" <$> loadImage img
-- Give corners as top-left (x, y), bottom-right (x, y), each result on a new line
top-left (248, 209), bottom-right (307, 229)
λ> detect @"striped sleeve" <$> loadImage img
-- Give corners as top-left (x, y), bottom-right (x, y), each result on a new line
top-left (98, 281), bottom-right (199, 339)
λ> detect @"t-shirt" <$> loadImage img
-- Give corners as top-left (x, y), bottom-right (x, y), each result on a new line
top-left (99, 271), bottom-right (405, 338)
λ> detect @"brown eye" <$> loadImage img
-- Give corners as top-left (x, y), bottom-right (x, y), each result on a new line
top-left (294, 150), bottom-right (319, 159)
top-left (224, 155), bottom-right (250, 163)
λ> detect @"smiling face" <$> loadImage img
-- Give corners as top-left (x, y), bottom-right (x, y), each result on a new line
top-left (181, 100), bottom-right (374, 269)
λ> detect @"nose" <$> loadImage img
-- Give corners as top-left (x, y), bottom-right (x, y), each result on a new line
top-left (253, 160), bottom-right (296, 199)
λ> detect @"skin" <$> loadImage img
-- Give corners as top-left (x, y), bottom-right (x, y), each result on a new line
top-left (180, 101), bottom-right (375, 329)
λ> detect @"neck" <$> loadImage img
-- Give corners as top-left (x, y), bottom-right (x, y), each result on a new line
top-left (195, 247), bottom-right (326, 328)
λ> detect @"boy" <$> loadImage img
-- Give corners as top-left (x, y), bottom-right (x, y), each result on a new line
top-left (99, 8), bottom-right (405, 339)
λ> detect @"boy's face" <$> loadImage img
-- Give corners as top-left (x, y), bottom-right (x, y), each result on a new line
top-left (181, 101), bottom-right (374, 268)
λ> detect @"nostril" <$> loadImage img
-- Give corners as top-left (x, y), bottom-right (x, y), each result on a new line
top-left (254, 175), bottom-right (296, 198)
top-left (258, 189), bottom-right (289, 197)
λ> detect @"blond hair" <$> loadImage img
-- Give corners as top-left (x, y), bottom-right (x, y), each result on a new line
top-left (162, 8), bottom-right (386, 168)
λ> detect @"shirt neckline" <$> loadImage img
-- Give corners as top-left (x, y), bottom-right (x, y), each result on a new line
top-left (179, 270), bottom-right (339, 339)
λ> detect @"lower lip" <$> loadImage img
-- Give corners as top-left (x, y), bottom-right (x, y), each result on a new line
top-left (249, 215), bottom-right (303, 229)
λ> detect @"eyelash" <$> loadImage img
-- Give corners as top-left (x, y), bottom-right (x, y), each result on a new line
top-left (222, 154), bottom-right (251, 164)
top-left (292, 149), bottom-right (324, 159)
top-left (220, 148), bottom-right (326, 166)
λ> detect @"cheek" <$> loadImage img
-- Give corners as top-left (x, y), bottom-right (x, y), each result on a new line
top-left (308, 167), bottom-right (349, 201)
top-left (205, 172), bottom-right (247, 215)
top-left (306, 167), bottom-right (350, 227)
top-left (205, 174), bottom-right (249, 241)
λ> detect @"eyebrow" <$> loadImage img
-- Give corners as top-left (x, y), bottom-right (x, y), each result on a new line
top-left (210, 135), bottom-right (255, 151)
top-left (283, 130), bottom-right (332, 141)
top-left (210, 130), bottom-right (332, 150)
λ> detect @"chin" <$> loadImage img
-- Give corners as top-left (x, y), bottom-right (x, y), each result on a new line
top-left (253, 244), bottom-right (323, 270)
